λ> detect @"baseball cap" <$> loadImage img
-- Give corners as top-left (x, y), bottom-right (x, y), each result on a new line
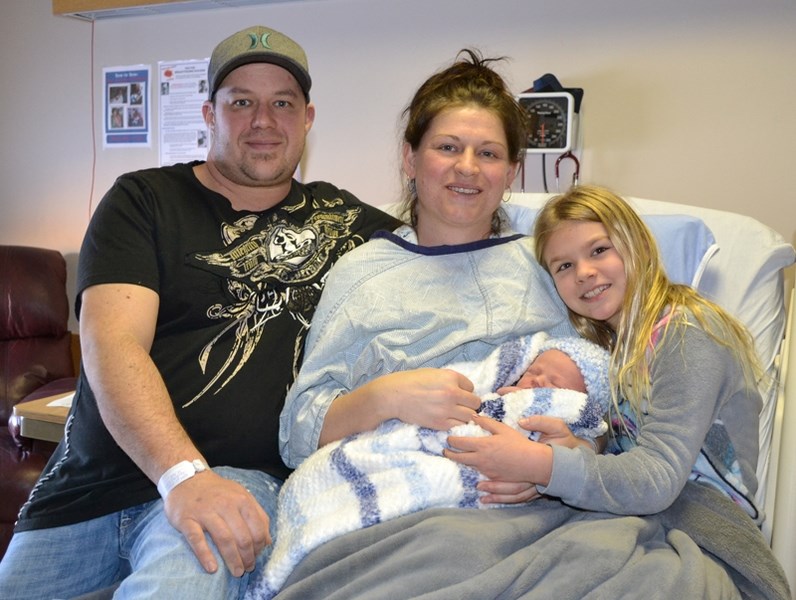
top-left (207, 25), bottom-right (311, 100)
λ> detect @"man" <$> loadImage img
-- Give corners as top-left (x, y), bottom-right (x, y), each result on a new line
top-left (0, 25), bottom-right (398, 600)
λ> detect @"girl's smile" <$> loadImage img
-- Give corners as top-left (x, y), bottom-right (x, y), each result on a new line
top-left (542, 220), bottom-right (626, 330)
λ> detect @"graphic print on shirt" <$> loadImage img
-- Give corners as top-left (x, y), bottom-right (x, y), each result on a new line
top-left (186, 205), bottom-right (362, 407)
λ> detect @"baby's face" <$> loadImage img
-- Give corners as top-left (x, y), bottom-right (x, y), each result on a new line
top-left (515, 349), bottom-right (587, 393)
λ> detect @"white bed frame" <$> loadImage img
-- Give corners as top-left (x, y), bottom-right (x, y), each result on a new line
top-left (501, 193), bottom-right (796, 591)
top-left (767, 285), bottom-right (795, 591)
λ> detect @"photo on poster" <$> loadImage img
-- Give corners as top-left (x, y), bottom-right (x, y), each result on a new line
top-left (103, 65), bottom-right (150, 147)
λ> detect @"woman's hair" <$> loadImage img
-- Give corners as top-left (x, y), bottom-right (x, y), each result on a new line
top-left (397, 48), bottom-right (528, 233)
top-left (533, 184), bottom-right (761, 421)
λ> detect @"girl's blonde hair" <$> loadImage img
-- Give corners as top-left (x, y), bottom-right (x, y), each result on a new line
top-left (533, 184), bottom-right (761, 421)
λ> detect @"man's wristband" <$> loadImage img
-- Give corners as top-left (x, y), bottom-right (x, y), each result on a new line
top-left (157, 459), bottom-right (208, 499)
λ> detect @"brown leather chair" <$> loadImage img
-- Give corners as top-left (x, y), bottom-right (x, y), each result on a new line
top-left (0, 245), bottom-right (77, 559)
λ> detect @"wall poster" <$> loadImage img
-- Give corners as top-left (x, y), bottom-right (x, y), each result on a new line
top-left (158, 59), bottom-right (210, 166)
top-left (103, 65), bottom-right (151, 147)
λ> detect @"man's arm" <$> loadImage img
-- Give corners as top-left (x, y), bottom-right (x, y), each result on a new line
top-left (79, 283), bottom-right (270, 577)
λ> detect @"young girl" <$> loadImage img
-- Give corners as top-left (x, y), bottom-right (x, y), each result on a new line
top-left (447, 184), bottom-right (764, 522)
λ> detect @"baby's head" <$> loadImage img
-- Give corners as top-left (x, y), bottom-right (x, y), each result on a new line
top-left (519, 334), bottom-right (611, 404)
top-left (517, 348), bottom-right (586, 392)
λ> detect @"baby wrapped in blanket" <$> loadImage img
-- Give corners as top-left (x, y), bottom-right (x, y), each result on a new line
top-left (248, 332), bottom-right (610, 599)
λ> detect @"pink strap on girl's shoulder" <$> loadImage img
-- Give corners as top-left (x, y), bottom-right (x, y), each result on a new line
top-left (649, 306), bottom-right (676, 348)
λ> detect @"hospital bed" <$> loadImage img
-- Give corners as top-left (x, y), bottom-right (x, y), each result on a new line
top-left (84, 193), bottom-right (796, 599)
top-left (266, 192), bottom-right (795, 599)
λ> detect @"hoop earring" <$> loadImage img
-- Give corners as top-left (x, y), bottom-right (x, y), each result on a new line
top-left (502, 187), bottom-right (512, 203)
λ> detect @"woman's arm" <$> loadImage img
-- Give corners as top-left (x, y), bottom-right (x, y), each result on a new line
top-left (319, 368), bottom-right (480, 446)
top-left (278, 246), bottom-right (485, 468)
top-left (280, 236), bottom-right (574, 468)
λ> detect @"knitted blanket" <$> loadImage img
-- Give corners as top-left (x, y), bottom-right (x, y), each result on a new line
top-left (247, 334), bottom-right (609, 599)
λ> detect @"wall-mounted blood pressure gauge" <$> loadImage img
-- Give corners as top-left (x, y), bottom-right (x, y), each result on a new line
top-left (517, 92), bottom-right (575, 153)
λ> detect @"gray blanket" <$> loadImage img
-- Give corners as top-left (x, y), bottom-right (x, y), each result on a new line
top-left (271, 483), bottom-right (790, 600)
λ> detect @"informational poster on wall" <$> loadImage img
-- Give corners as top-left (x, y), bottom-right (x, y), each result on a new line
top-left (158, 59), bottom-right (210, 166)
top-left (103, 65), bottom-right (151, 147)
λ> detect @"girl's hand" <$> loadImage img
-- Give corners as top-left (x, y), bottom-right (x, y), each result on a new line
top-left (444, 414), bottom-right (553, 488)
top-left (473, 480), bottom-right (542, 505)
top-left (520, 415), bottom-right (603, 452)
top-left (520, 415), bottom-right (579, 447)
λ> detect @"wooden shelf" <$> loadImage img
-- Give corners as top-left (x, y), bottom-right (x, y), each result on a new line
top-left (13, 392), bottom-right (73, 443)
top-left (53, 0), bottom-right (286, 20)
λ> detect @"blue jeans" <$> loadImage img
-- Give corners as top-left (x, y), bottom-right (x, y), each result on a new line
top-left (0, 467), bottom-right (281, 600)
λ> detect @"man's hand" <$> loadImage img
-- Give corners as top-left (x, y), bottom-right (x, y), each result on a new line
top-left (81, 285), bottom-right (273, 576)
top-left (163, 470), bottom-right (271, 576)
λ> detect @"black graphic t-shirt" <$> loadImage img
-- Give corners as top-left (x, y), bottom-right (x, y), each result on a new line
top-left (15, 161), bottom-right (399, 532)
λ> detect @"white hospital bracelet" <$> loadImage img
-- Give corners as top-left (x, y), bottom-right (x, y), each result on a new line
top-left (157, 459), bottom-right (208, 499)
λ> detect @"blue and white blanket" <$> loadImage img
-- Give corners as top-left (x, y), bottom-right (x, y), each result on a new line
top-left (247, 333), bottom-right (609, 599)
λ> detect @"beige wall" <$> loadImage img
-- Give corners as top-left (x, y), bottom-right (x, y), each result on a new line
top-left (1, 0), bottom-right (794, 329)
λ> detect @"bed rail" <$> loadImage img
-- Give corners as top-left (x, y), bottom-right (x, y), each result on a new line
top-left (766, 286), bottom-right (795, 591)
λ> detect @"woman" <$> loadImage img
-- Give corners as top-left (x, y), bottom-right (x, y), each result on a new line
top-left (279, 49), bottom-right (573, 473)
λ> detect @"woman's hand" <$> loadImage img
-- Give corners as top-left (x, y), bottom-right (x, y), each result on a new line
top-left (381, 368), bottom-right (481, 430)
top-left (321, 368), bottom-right (481, 447)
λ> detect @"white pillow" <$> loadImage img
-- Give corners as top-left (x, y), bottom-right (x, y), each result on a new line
top-left (501, 203), bottom-right (718, 287)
